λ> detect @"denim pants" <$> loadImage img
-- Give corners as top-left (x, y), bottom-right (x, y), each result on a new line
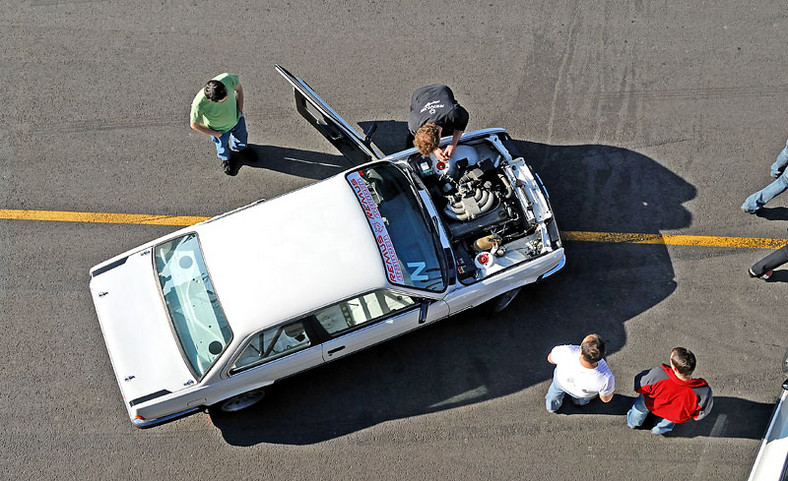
top-left (211, 116), bottom-right (248, 161)
top-left (626, 395), bottom-right (676, 435)
top-left (545, 380), bottom-right (592, 412)
top-left (742, 140), bottom-right (788, 212)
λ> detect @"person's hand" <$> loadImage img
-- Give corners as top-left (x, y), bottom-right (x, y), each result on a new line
top-left (444, 144), bottom-right (456, 159)
top-left (432, 148), bottom-right (449, 161)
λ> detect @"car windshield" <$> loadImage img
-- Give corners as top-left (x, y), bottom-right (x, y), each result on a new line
top-left (153, 233), bottom-right (232, 378)
top-left (347, 163), bottom-right (446, 292)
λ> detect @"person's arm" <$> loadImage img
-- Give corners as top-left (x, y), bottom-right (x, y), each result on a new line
top-left (547, 345), bottom-right (564, 365)
top-left (442, 104), bottom-right (468, 159)
top-left (633, 366), bottom-right (664, 393)
top-left (234, 83), bottom-right (244, 113)
top-left (443, 130), bottom-right (464, 159)
top-left (693, 386), bottom-right (713, 421)
top-left (598, 373), bottom-right (615, 402)
top-left (190, 120), bottom-right (221, 137)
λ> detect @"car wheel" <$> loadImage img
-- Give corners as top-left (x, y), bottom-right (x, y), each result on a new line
top-left (220, 389), bottom-right (265, 412)
top-left (487, 287), bottom-right (522, 313)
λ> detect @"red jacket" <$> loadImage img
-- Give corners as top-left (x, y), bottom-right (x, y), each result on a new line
top-left (635, 364), bottom-right (713, 423)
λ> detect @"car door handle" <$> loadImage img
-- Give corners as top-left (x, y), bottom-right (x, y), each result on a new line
top-left (418, 302), bottom-right (429, 324)
top-left (327, 346), bottom-right (346, 355)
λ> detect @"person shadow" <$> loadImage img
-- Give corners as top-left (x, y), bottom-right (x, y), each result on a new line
top-left (755, 206), bottom-right (788, 221)
top-left (555, 394), bottom-right (773, 439)
top-left (210, 128), bottom-right (708, 446)
top-left (765, 270), bottom-right (788, 282)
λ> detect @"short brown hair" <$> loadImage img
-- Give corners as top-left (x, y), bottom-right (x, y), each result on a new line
top-left (204, 80), bottom-right (228, 102)
top-left (580, 334), bottom-right (606, 364)
top-left (670, 347), bottom-right (696, 376)
top-left (414, 123), bottom-right (440, 156)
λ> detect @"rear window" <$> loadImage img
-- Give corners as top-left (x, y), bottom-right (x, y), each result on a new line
top-left (153, 233), bottom-right (232, 378)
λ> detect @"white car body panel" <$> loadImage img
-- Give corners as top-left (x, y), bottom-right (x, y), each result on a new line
top-left (89, 250), bottom-right (195, 407)
top-left (748, 348), bottom-right (788, 481)
top-left (197, 174), bottom-right (387, 334)
top-left (321, 299), bottom-right (450, 362)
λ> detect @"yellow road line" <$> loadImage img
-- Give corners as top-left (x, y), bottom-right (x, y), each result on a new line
top-left (562, 231), bottom-right (787, 249)
top-left (1, 209), bottom-right (786, 249)
top-left (0, 209), bottom-right (209, 226)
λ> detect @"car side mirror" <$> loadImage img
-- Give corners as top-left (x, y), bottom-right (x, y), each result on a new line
top-left (782, 379), bottom-right (788, 391)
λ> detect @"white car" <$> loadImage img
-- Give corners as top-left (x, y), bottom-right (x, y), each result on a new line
top-left (88, 66), bottom-right (565, 428)
top-left (747, 350), bottom-right (788, 481)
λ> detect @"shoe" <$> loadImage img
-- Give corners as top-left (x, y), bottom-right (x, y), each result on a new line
top-left (221, 160), bottom-right (236, 176)
top-left (741, 204), bottom-right (759, 214)
top-left (748, 268), bottom-right (773, 280)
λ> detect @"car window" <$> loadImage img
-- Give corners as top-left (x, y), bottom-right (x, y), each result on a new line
top-left (230, 320), bottom-right (311, 374)
top-left (154, 233), bottom-right (232, 379)
top-left (315, 289), bottom-right (417, 336)
top-left (347, 164), bottom-right (447, 292)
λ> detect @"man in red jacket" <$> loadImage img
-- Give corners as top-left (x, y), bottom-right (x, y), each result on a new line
top-left (627, 347), bottom-right (713, 435)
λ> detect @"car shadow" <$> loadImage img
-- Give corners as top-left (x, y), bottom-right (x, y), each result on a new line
top-left (230, 144), bottom-right (353, 179)
top-left (358, 120), bottom-right (411, 155)
top-left (210, 138), bottom-right (699, 445)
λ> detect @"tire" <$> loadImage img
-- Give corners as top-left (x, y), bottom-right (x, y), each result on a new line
top-left (219, 389), bottom-right (266, 412)
top-left (487, 287), bottom-right (522, 313)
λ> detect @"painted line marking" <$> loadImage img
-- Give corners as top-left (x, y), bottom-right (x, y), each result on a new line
top-left (1, 208), bottom-right (786, 249)
top-left (0, 209), bottom-right (209, 226)
top-left (562, 231), bottom-right (788, 249)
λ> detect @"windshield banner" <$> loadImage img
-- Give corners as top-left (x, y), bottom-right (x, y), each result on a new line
top-left (347, 171), bottom-right (405, 284)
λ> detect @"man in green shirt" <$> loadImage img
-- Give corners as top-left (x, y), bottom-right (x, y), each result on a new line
top-left (190, 73), bottom-right (247, 176)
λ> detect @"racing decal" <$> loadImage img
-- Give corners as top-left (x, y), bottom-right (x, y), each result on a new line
top-left (406, 262), bottom-right (428, 281)
top-left (347, 171), bottom-right (405, 284)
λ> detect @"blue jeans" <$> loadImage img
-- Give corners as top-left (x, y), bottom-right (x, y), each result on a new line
top-left (545, 380), bottom-right (592, 412)
top-left (211, 116), bottom-right (248, 161)
top-left (742, 140), bottom-right (788, 212)
top-left (626, 395), bottom-right (676, 435)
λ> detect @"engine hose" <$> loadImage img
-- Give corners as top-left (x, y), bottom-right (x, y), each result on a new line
top-left (497, 173), bottom-right (513, 199)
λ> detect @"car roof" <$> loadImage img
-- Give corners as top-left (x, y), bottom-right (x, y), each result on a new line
top-left (195, 172), bottom-right (388, 335)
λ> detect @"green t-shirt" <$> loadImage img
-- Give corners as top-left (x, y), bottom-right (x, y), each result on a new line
top-left (190, 73), bottom-right (241, 133)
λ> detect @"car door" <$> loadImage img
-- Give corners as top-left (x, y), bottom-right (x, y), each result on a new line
top-left (316, 289), bottom-right (429, 362)
top-left (221, 319), bottom-right (325, 396)
top-left (275, 64), bottom-right (383, 165)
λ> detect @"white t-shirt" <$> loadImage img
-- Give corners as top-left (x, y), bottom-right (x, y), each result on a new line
top-left (550, 344), bottom-right (615, 398)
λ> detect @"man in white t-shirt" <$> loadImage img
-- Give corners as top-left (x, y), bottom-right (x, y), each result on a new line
top-left (545, 334), bottom-right (615, 413)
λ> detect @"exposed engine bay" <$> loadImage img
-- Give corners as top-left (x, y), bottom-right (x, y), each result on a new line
top-left (407, 135), bottom-right (560, 285)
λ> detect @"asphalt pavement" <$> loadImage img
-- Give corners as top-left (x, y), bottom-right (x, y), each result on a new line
top-left (2, 1), bottom-right (787, 480)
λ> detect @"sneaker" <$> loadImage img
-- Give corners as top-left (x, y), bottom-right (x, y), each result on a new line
top-left (741, 204), bottom-right (759, 214)
top-left (748, 268), bottom-right (773, 280)
top-left (221, 160), bottom-right (236, 176)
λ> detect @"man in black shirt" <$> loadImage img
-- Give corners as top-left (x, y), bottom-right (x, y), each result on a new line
top-left (408, 84), bottom-right (469, 160)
